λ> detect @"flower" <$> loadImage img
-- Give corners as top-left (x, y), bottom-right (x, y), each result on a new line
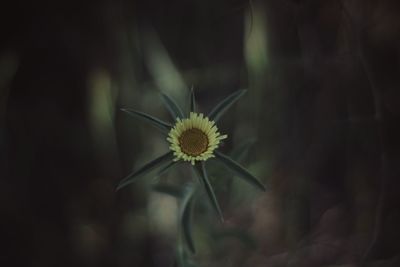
top-left (167, 112), bottom-right (227, 165)
top-left (117, 88), bottom-right (266, 255)
top-left (117, 88), bottom-right (265, 214)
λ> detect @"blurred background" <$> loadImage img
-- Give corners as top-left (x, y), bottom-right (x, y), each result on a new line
top-left (1, 0), bottom-right (400, 266)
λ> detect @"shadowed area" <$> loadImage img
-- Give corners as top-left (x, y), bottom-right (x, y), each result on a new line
top-left (1, 0), bottom-right (400, 266)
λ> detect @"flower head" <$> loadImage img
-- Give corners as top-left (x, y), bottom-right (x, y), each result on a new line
top-left (167, 112), bottom-right (227, 165)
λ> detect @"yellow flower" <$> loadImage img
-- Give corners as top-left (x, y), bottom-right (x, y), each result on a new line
top-left (167, 112), bottom-right (227, 165)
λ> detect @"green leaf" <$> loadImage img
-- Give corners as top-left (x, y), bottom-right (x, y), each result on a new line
top-left (160, 92), bottom-right (185, 120)
top-left (230, 139), bottom-right (256, 162)
top-left (180, 185), bottom-right (196, 253)
top-left (189, 86), bottom-right (196, 114)
top-left (116, 152), bottom-right (173, 191)
top-left (120, 108), bottom-right (171, 133)
top-left (208, 89), bottom-right (247, 122)
top-left (196, 162), bottom-right (224, 222)
top-left (156, 160), bottom-right (177, 178)
top-left (152, 183), bottom-right (183, 198)
top-left (215, 151), bottom-right (266, 191)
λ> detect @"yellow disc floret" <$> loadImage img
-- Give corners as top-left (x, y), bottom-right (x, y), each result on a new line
top-left (167, 112), bottom-right (227, 165)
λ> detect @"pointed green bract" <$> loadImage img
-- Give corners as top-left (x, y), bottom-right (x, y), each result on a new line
top-left (180, 185), bottom-right (196, 253)
top-left (149, 149), bottom-right (177, 184)
top-left (230, 139), bottom-right (256, 162)
top-left (156, 160), bottom-right (177, 178)
top-left (189, 86), bottom-right (196, 114)
top-left (152, 183), bottom-right (183, 198)
top-left (208, 89), bottom-right (247, 122)
top-left (116, 152), bottom-right (173, 191)
top-left (215, 151), bottom-right (266, 191)
top-left (197, 162), bottom-right (224, 222)
top-left (121, 108), bottom-right (171, 133)
top-left (161, 92), bottom-right (185, 120)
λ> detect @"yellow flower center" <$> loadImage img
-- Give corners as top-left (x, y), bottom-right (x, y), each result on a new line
top-left (178, 128), bottom-right (209, 156)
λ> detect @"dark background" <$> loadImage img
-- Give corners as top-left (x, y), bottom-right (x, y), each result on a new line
top-left (1, 0), bottom-right (400, 266)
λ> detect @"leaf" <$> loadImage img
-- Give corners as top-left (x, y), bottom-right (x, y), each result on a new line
top-left (215, 151), bottom-right (266, 191)
top-left (160, 92), bottom-right (185, 120)
top-left (180, 185), bottom-right (196, 253)
top-left (156, 160), bottom-right (177, 178)
top-left (120, 108), bottom-right (171, 133)
top-left (189, 86), bottom-right (196, 114)
top-left (196, 162), bottom-right (224, 222)
top-left (230, 138), bottom-right (256, 162)
top-left (182, 198), bottom-right (195, 253)
top-left (208, 89), bottom-right (247, 122)
top-left (152, 183), bottom-right (183, 198)
top-left (116, 152), bottom-right (173, 191)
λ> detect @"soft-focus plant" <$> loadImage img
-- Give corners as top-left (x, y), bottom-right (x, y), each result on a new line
top-left (117, 88), bottom-right (265, 265)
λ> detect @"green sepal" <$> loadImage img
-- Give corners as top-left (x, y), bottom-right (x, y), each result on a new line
top-left (160, 92), bottom-right (185, 120)
top-left (116, 152), bottom-right (174, 191)
top-left (195, 162), bottom-right (224, 222)
top-left (152, 183), bottom-right (183, 198)
top-left (121, 108), bottom-right (171, 133)
top-left (180, 184), bottom-right (196, 253)
top-left (230, 138), bottom-right (256, 162)
top-left (215, 151), bottom-right (266, 191)
top-left (208, 89), bottom-right (247, 122)
top-left (155, 160), bottom-right (177, 178)
top-left (189, 86), bottom-right (196, 114)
